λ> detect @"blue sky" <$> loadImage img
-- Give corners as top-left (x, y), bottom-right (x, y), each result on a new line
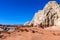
top-left (0, 0), bottom-right (60, 24)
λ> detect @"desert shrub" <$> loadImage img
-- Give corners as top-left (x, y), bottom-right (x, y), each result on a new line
top-left (32, 30), bottom-right (35, 33)
top-left (17, 30), bottom-right (20, 32)
top-left (24, 29), bottom-right (29, 32)
top-left (53, 33), bottom-right (56, 36)
top-left (20, 29), bottom-right (24, 32)
top-left (0, 35), bottom-right (3, 38)
top-left (53, 33), bottom-right (60, 36)
top-left (7, 32), bottom-right (11, 34)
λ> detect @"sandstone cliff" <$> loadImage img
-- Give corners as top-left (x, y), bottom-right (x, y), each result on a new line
top-left (24, 1), bottom-right (60, 28)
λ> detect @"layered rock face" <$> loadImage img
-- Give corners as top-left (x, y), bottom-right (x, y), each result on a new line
top-left (24, 1), bottom-right (60, 27)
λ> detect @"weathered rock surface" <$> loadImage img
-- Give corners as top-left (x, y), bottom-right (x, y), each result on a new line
top-left (25, 1), bottom-right (60, 28)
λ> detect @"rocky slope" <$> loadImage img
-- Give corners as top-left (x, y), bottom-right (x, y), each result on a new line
top-left (25, 1), bottom-right (60, 28)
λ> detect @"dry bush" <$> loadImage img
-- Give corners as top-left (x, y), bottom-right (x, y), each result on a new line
top-left (20, 29), bottom-right (24, 32)
top-left (53, 33), bottom-right (60, 36)
top-left (0, 35), bottom-right (4, 38)
top-left (32, 30), bottom-right (35, 33)
top-left (24, 29), bottom-right (29, 32)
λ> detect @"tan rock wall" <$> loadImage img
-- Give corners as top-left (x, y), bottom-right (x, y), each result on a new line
top-left (24, 1), bottom-right (60, 28)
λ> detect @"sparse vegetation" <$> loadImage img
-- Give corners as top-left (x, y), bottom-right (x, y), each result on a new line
top-left (32, 30), bottom-right (35, 33)
top-left (24, 29), bottom-right (29, 32)
top-left (0, 35), bottom-right (3, 38)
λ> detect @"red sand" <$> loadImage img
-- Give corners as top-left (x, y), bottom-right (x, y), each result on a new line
top-left (0, 27), bottom-right (60, 40)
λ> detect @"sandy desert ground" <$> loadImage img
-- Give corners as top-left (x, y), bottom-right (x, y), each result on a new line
top-left (0, 26), bottom-right (60, 40)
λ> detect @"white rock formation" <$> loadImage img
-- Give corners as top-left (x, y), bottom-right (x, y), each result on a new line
top-left (24, 21), bottom-right (30, 26)
top-left (24, 1), bottom-right (60, 27)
